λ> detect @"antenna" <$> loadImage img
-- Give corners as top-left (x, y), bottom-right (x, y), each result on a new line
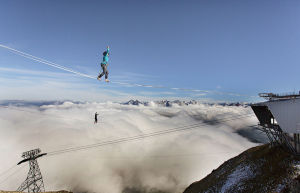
top-left (17, 148), bottom-right (47, 193)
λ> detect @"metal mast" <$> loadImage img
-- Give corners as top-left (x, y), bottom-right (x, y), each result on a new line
top-left (17, 148), bottom-right (47, 193)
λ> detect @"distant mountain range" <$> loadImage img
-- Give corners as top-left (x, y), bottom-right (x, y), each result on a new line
top-left (0, 99), bottom-right (249, 108)
top-left (0, 100), bottom-right (82, 107)
top-left (122, 99), bottom-right (250, 107)
top-left (0, 100), bottom-right (65, 107)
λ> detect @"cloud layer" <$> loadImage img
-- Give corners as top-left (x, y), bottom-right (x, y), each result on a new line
top-left (0, 102), bottom-right (265, 193)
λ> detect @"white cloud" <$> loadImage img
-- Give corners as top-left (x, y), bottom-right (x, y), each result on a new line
top-left (0, 102), bottom-right (263, 193)
top-left (0, 66), bottom-right (257, 102)
top-left (0, 67), bottom-right (73, 78)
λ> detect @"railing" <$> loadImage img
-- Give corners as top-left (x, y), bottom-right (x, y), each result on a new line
top-left (259, 92), bottom-right (300, 100)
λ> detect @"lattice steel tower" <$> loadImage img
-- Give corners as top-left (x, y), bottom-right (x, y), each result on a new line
top-left (17, 148), bottom-right (47, 193)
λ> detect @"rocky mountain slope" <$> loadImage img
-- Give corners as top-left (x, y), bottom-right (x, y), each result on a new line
top-left (183, 144), bottom-right (300, 193)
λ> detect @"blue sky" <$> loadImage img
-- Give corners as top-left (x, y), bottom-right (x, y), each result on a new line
top-left (1, 0), bottom-right (300, 102)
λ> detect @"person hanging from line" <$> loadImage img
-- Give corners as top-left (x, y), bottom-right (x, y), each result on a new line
top-left (97, 46), bottom-right (110, 82)
top-left (94, 112), bottom-right (99, 124)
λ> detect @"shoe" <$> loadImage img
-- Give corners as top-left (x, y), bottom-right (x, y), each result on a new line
top-left (97, 77), bottom-right (101, 81)
top-left (105, 79), bottom-right (110, 82)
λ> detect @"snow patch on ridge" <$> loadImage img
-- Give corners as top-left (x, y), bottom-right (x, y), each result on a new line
top-left (220, 164), bottom-right (254, 193)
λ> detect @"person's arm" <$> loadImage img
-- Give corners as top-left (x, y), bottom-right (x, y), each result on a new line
top-left (105, 46), bottom-right (110, 66)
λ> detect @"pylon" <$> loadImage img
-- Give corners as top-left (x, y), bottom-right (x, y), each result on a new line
top-left (17, 148), bottom-right (47, 193)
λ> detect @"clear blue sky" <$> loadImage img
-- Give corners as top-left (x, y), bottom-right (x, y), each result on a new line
top-left (1, 0), bottom-right (300, 102)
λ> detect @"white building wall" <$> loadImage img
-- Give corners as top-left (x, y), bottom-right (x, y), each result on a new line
top-left (266, 98), bottom-right (300, 134)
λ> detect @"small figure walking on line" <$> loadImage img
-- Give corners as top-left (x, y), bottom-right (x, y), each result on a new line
top-left (97, 46), bottom-right (110, 82)
top-left (94, 112), bottom-right (99, 124)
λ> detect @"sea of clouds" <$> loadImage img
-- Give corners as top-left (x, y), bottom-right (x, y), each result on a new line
top-left (0, 101), bottom-right (267, 193)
